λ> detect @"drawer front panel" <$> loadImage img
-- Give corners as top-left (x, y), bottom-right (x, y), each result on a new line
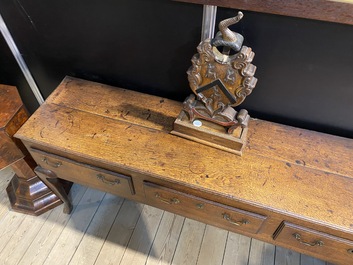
top-left (274, 222), bottom-right (353, 263)
top-left (144, 182), bottom-right (266, 234)
top-left (30, 148), bottom-right (134, 197)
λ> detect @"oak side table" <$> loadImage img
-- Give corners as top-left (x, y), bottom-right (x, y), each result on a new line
top-left (15, 77), bottom-right (353, 264)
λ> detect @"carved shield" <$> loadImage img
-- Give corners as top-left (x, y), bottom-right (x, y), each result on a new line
top-left (187, 39), bottom-right (257, 107)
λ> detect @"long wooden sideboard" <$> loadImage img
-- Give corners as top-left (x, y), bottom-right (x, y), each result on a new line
top-left (15, 77), bottom-right (353, 264)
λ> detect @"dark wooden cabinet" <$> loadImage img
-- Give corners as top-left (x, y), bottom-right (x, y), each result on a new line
top-left (0, 84), bottom-right (62, 215)
top-left (15, 77), bottom-right (353, 265)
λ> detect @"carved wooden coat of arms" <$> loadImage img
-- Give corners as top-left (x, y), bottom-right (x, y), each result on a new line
top-left (172, 12), bottom-right (258, 155)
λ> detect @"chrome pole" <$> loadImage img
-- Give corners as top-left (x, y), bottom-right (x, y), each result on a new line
top-left (201, 5), bottom-right (217, 41)
top-left (0, 13), bottom-right (44, 105)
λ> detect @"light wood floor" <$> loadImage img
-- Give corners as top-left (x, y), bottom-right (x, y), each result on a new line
top-left (0, 167), bottom-right (334, 265)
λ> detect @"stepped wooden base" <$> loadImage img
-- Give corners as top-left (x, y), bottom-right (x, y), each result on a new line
top-left (5, 157), bottom-right (68, 216)
top-left (171, 111), bottom-right (248, 155)
top-left (6, 174), bottom-right (63, 216)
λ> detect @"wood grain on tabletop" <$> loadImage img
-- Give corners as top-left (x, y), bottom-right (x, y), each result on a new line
top-left (46, 76), bottom-right (180, 132)
top-left (15, 103), bottom-right (353, 231)
top-left (246, 120), bottom-right (353, 178)
top-left (43, 77), bottom-right (353, 178)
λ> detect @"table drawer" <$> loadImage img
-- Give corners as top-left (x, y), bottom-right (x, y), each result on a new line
top-left (30, 148), bottom-right (135, 197)
top-left (144, 182), bottom-right (266, 234)
top-left (273, 222), bottom-right (353, 263)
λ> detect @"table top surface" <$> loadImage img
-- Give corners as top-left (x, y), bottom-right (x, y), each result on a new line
top-left (15, 76), bottom-right (353, 232)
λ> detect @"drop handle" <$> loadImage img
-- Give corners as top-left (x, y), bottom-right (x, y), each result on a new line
top-left (222, 213), bottom-right (250, 226)
top-left (155, 193), bottom-right (180, 205)
top-left (97, 174), bottom-right (120, 186)
top-left (293, 233), bottom-right (324, 247)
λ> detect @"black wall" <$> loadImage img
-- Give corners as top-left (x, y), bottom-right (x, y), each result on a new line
top-left (0, 32), bottom-right (39, 113)
top-left (1, 0), bottom-right (352, 137)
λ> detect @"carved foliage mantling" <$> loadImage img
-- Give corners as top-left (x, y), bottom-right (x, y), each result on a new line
top-left (233, 46), bottom-right (258, 106)
top-left (187, 40), bottom-right (214, 91)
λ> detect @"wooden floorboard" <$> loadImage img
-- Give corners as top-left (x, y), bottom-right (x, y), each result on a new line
top-left (0, 167), bottom-right (14, 221)
top-left (145, 212), bottom-right (184, 265)
top-left (42, 188), bottom-right (106, 265)
top-left (274, 246), bottom-right (300, 265)
top-left (300, 254), bottom-right (326, 265)
top-left (248, 239), bottom-right (276, 265)
top-left (171, 219), bottom-right (206, 265)
top-left (18, 184), bottom-right (87, 265)
top-left (69, 194), bottom-right (124, 265)
top-left (0, 212), bottom-right (51, 264)
top-left (223, 232), bottom-right (252, 264)
top-left (95, 200), bottom-right (144, 265)
top-left (0, 168), bottom-right (333, 265)
top-left (119, 205), bottom-right (164, 265)
top-left (196, 226), bottom-right (228, 265)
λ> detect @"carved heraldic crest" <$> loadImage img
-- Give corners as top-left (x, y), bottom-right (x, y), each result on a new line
top-left (172, 12), bottom-right (258, 155)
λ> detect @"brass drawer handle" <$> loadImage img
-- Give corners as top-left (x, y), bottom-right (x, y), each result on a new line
top-left (293, 233), bottom-right (324, 247)
top-left (97, 174), bottom-right (120, 186)
top-left (155, 193), bottom-right (180, 205)
top-left (42, 157), bottom-right (62, 168)
top-left (222, 213), bottom-right (250, 226)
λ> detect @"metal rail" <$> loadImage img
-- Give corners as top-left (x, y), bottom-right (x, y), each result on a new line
top-left (201, 5), bottom-right (217, 41)
top-left (0, 13), bottom-right (44, 105)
